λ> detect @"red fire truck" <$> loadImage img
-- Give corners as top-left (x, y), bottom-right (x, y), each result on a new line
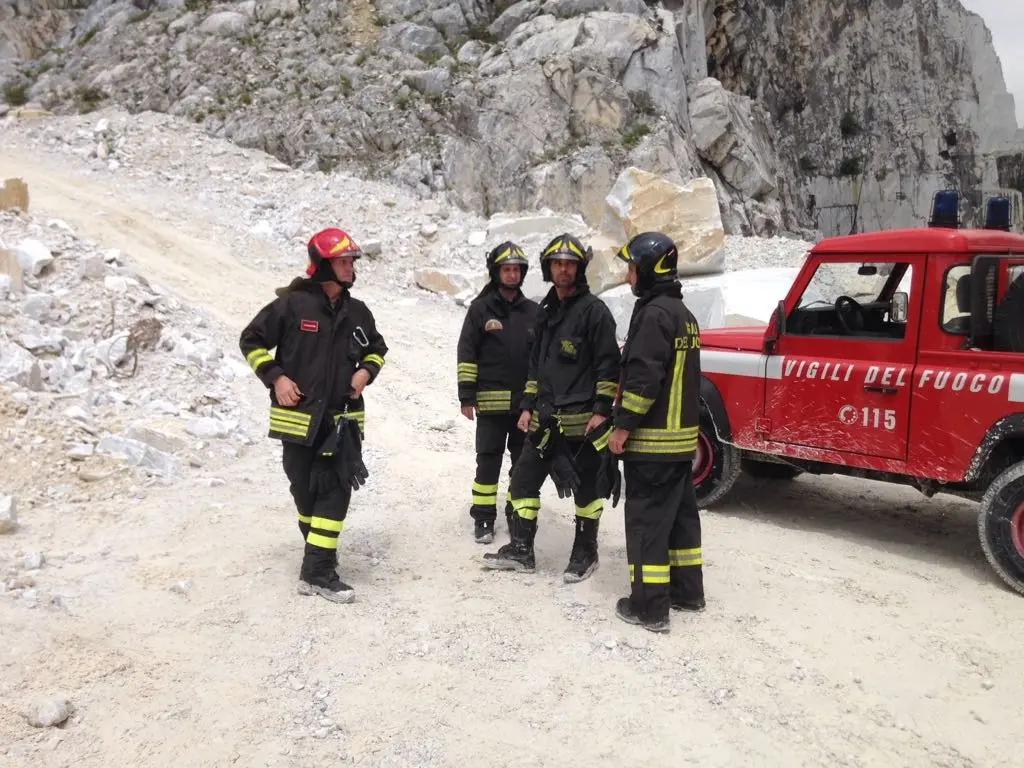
top-left (693, 192), bottom-right (1024, 594)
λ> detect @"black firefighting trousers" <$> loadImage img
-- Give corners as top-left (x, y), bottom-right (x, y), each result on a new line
top-left (622, 460), bottom-right (704, 621)
top-left (508, 435), bottom-right (603, 527)
top-left (470, 413), bottom-right (526, 522)
top-left (281, 420), bottom-right (352, 558)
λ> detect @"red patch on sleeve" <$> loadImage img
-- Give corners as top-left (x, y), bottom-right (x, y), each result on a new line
top-left (300, 319), bottom-right (319, 332)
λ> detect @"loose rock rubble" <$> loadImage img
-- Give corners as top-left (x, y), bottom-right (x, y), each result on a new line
top-left (0, 206), bottom-right (256, 518)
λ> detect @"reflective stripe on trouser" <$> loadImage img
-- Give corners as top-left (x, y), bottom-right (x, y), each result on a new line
top-left (282, 440), bottom-right (352, 553)
top-left (470, 413), bottom-right (524, 522)
top-left (507, 436), bottom-right (603, 526)
top-left (622, 459), bottom-right (703, 621)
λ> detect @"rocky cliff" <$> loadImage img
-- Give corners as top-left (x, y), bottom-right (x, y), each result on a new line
top-left (2, 0), bottom-right (1022, 237)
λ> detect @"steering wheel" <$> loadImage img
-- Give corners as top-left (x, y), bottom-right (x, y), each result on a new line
top-left (834, 295), bottom-right (866, 334)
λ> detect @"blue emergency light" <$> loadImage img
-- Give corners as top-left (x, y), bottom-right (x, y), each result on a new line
top-left (928, 189), bottom-right (960, 228)
top-left (984, 195), bottom-right (1011, 231)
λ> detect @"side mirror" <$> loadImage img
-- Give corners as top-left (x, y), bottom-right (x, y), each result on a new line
top-left (890, 291), bottom-right (908, 323)
top-left (763, 300), bottom-right (786, 352)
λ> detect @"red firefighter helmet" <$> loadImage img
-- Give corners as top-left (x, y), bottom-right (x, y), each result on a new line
top-left (305, 227), bottom-right (363, 278)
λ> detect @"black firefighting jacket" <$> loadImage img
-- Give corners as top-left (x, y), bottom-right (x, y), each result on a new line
top-left (239, 278), bottom-right (388, 447)
top-left (612, 282), bottom-right (701, 462)
top-left (457, 286), bottom-right (540, 415)
top-left (520, 284), bottom-right (621, 438)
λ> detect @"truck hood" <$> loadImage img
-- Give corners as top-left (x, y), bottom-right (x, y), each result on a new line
top-left (700, 326), bottom-right (766, 352)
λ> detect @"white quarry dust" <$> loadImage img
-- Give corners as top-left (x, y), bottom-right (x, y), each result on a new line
top-left (1, 119), bottom-right (1023, 768)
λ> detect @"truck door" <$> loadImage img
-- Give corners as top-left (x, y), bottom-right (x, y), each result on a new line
top-left (763, 256), bottom-right (922, 460)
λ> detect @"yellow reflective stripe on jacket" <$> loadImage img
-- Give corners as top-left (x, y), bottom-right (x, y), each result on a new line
top-left (626, 426), bottom-right (699, 454)
top-left (331, 410), bottom-right (366, 432)
top-left (595, 380), bottom-right (617, 397)
top-left (362, 353), bottom-right (385, 368)
top-left (270, 406), bottom-right (312, 425)
top-left (620, 390), bottom-right (655, 415)
top-left (246, 347), bottom-right (274, 371)
top-left (523, 379), bottom-right (538, 394)
top-left (591, 429), bottom-right (610, 452)
top-left (667, 349), bottom-right (686, 429)
top-left (477, 389), bottom-right (512, 412)
top-left (528, 410), bottom-right (590, 437)
top-left (457, 362), bottom-right (478, 383)
top-left (269, 406), bottom-right (312, 439)
top-left (270, 420), bottom-right (308, 438)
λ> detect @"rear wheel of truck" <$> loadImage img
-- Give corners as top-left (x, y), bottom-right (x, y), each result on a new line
top-left (978, 462), bottom-right (1024, 595)
top-left (742, 459), bottom-right (803, 481)
top-left (693, 407), bottom-right (742, 509)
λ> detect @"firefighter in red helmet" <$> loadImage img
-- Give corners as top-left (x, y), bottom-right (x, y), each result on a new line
top-left (239, 227), bottom-right (388, 603)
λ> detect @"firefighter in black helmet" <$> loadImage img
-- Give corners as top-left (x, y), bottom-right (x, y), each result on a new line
top-left (456, 241), bottom-right (541, 543)
top-left (483, 233), bottom-right (621, 583)
top-left (607, 231), bottom-right (705, 633)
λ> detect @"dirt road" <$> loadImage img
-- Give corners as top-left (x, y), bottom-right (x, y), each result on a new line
top-left (1, 145), bottom-right (1022, 768)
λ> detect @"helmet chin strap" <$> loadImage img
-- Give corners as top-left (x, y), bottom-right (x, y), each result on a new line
top-left (312, 259), bottom-right (355, 288)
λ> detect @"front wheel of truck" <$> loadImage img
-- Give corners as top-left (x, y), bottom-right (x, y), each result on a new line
top-left (693, 407), bottom-right (742, 509)
top-left (978, 461), bottom-right (1024, 595)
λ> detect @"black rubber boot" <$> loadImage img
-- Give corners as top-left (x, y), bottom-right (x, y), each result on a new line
top-left (297, 546), bottom-right (354, 603)
top-left (615, 597), bottom-right (669, 633)
top-left (474, 519), bottom-right (495, 544)
top-left (563, 517), bottom-right (599, 583)
top-left (482, 516), bottom-right (536, 573)
top-left (671, 597), bottom-right (706, 612)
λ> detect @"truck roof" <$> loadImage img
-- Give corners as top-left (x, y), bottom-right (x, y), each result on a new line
top-left (811, 227), bottom-right (1024, 255)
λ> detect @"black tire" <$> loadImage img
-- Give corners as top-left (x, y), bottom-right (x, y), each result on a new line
top-left (742, 459), bottom-right (803, 480)
top-left (978, 461), bottom-right (1024, 595)
top-left (994, 274), bottom-right (1024, 352)
top-left (693, 407), bottom-right (742, 508)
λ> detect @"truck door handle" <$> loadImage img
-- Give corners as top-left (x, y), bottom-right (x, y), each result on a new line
top-left (864, 385), bottom-right (897, 395)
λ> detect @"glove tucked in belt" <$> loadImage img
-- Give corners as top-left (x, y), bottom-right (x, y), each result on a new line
top-left (529, 414), bottom-right (580, 499)
top-left (318, 408), bottom-right (369, 492)
top-left (583, 420), bottom-right (621, 507)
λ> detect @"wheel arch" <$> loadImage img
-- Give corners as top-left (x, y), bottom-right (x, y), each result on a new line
top-left (699, 375), bottom-right (732, 442)
top-left (964, 413), bottom-right (1024, 484)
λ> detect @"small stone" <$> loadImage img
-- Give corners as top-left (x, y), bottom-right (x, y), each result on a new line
top-left (170, 579), bottom-right (192, 595)
top-left (14, 239), bottom-right (53, 277)
top-left (23, 552), bottom-right (44, 570)
top-left (981, 679), bottom-right (994, 690)
top-left (66, 444), bottom-right (94, 461)
top-left (603, 639), bottom-right (617, 650)
top-left (104, 276), bottom-right (129, 293)
top-left (0, 495), bottom-right (17, 534)
top-left (24, 697), bottom-right (72, 728)
top-left (419, 222), bottom-right (438, 239)
top-left (289, 677), bottom-right (305, 691)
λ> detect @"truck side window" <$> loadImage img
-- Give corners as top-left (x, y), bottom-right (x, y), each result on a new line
top-left (787, 261), bottom-right (912, 340)
top-left (940, 264), bottom-right (972, 335)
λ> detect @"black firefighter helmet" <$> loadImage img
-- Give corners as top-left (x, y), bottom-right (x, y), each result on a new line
top-left (615, 231), bottom-right (679, 296)
top-left (540, 233), bottom-right (591, 285)
top-left (485, 240), bottom-right (529, 289)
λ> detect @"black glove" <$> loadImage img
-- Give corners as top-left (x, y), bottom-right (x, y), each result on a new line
top-left (318, 411), bottom-right (369, 492)
top-left (548, 434), bottom-right (581, 499)
top-left (341, 418), bottom-right (369, 492)
top-left (529, 414), bottom-right (579, 498)
top-left (585, 420), bottom-right (622, 507)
